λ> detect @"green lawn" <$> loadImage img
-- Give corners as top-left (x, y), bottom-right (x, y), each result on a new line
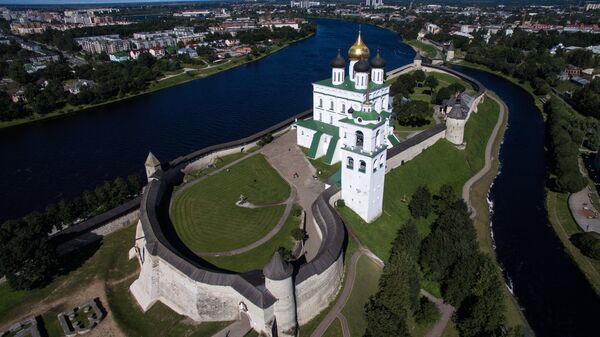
top-left (339, 97), bottom-right (498, 261)
top-left (171, 154), bottom-right (291, 252)
top-left (202, 205), bottom-right (302, 273)
top-left (406, 40), bottom-right (439, 59)
top-left (341, 255), bottom-right (383, 337)
top-left (182, 147), bottom-right (258, 184)
top-left (322, 318), bottom-right (344, 337)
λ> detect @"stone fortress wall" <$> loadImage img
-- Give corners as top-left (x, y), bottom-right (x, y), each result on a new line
top-left (128, 109), bottom-right (347, 337)
top-left (385, 64), bottom-right (486, 172)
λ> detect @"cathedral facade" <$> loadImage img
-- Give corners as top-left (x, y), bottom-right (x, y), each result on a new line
top-left (295, 30), bottom-right (400, 222)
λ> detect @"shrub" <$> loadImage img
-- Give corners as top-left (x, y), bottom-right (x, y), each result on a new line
top-left (415, 297), bottom-right (440, 325)
top-left (336, 199), bottom-right (346, 208)
top-left (571, 232), bottom-right (600, 260)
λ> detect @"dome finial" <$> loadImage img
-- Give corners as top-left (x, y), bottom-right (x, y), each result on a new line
top-left (348, 26), bottom-right (370, 61)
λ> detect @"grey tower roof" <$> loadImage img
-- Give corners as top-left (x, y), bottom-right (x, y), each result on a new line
top-left (448, 43), bottom-right (454, 51)
top-left (145, 152), bottom-right (161, 167)
top-left (354, 58), bottom-right (371, 73)
top-left (371, 49), bottom-right (385, 68)
top-left (415, 53), bottom-right (422, 60)
top-left (330, 49), bottom-right (346, 68)
top-left (263, 252), bottom-right (293, 280)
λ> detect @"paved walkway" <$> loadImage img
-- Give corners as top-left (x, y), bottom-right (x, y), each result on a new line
top-left (261, 129), bottom-right (325, 261)
top-left (568, 184), bottom-right (600, 234)
top-left (421, 289), bottom-right (455, 337)
top-left (211, 313), bottom-right (251, 337)
top-left (462, 92), bottom-right (506, 218)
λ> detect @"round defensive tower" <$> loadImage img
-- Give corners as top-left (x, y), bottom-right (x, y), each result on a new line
top-left (263, 252), bottom-right (297, 337)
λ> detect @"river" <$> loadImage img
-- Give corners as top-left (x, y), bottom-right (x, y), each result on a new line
top-left (455, 65), bottom-right (600, 337)
top-left (2, 17), bottom-right (600, 337)
top-left (0, 18), bottom-right (414, 222)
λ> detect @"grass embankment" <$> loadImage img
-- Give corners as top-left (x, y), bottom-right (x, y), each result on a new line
top-left (171, 154), bottom-right (290, 253)
top-left (339, 97), bottom-right (499, 260)
top-left (546, 190), bottom-right (600, 295)
top-left (322, 318), bottom-right (344, 337)
top-left (406, 39), bottom-right (440, 59)
top-left (0, 34), bottom-right (315, 130)
top-left (0, 226), bottom-right (228, 336)
top-left (340, 255), bottom-right (383, 337)
top-left (202, 205), bottom-right (301, 273)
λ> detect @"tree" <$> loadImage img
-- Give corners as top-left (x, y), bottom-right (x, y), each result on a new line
top-left (0, 219), bottom-right (56, 289)
top-left (8, 61), bottom-right (28, 84)
top-left (435, 86), bottom-right (451, 104)
top-left (364, 299), bottom-right (411, 337)
top-left (390, 74), bottom-right (416, 97)
top-left (291, 228), bottom-right (307, 241)
top-left (408, 186), bottom-right (432, 219)
top-left (424, 75), bottom-right (439, 94)
top-left (413, 69), bottom-right (426, 83)
top-left (571, 232), bottom-right (600, 259)
top-left (394, 100), bottom-right (432, 127)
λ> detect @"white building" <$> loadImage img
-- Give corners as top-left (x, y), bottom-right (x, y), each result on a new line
top-left (366, 0), bottom-right (384, 9)
top-left (295, 30), bottom-right (399, 223)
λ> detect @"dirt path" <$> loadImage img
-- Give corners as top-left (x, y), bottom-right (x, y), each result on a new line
top-left (462, 93), bottom-right (506, 218)
top-left (421, 289), bottom-right (455, 337)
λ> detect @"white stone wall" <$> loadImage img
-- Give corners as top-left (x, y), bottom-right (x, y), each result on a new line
top-left (386, 128), bottom-right (447, 172)
top-left (295, 253), bottom-right (344, 325)
top-left (446, 118), bottom-right (466, 145)
top-left (130, 221), bottom-right (276, 336)
top-left (296, 126), bottom-right (316, 149)
top-left (91, 210), bottom-right (139, 236)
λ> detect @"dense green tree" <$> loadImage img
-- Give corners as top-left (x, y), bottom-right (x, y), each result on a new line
top-left (364, 299), bottom-right (411, 337)
top-left (571, 232), bottom-right (600, 259)
top-left (408, 186), bottom-right (432, 219)
top-left (394, 100), bottom-right (432, 127)
top-left (0, 219), bottom-right (56, 290)
top-left (424, 75), bottom-right (439, 94)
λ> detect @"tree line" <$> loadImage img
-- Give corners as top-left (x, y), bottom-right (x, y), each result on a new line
top-left (364, 185), bottom-right (523, 337)
top-left (0, 174), bottom-right (142, 290)
top-left (390, 70), bottom-right (466, 127)
top-left (545, 98), bottom-right (589, 193)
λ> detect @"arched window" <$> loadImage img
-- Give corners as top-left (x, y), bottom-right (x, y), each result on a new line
top-left (342, 104), bottom-right (345, 113)
top-left (373, 159), bottom-right (378, 172)
top-left (375, 130), bottom-right (381, 147)
top-left (347, 157), bottom-right (354, 169)
top-left (319, 98), bottom-right (323, 108)
top-left (359, 160), bottom-right (366, 173)
top-left (330, 115), bottom-right (333, 124)
top-left (330, 101), bottom-right (334, 110)
top-left (356, 130), bottom-right (364, 148)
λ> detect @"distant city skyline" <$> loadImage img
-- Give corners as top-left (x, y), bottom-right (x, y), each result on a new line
top-left (0, 0), bottom-right (221, 5)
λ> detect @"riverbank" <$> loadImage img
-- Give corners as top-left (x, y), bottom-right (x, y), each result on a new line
top-left (464, 92), bottom-right (534, 334)
top-left (0, 32), bottom-right (315, 130)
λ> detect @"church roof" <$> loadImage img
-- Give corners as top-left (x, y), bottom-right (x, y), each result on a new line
top-left (354, 59), bottom-right (371, 73)
top-left (339, 115), bottom-right (385, 130)
top-left (371, 49), bottom-right (385, 68)
top-left (295, 119), bottom-right (339, 136)
top-left (263, 252), bottom-right (293, 280)
top-left (314, 77), bottom-right (388, 94)
top-left (352, 109), bottom-right (381, 121)
top-left (330, 49), bottom-right (346, 68)
top-left (348, 29), bottom-right (370, 61)
top-left (145, 152), bottom-right (161, 167)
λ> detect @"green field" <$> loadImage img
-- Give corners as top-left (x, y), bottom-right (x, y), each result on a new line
top-left (322, 318), bottom-right (344, 337)
top-left (406, 40), bottom-right (440, 59)
top-left (202, 205), bottom-right (302, 273)
top-left (171, 154), bottom-right (291, 252)
top-left (339, 97), bottom-right (498, 261)
top-left (341, 255), bottom-right (383, 337)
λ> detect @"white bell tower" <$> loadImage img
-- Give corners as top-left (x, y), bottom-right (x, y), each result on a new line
top-left (339, 98), bottom-right (387, 223)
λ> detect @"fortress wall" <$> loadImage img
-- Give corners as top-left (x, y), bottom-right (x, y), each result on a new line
top-left (386, 128), bottom-right (446, 172)
top-left (295, 253), bottom-right (344, 325)
top-left (90, 209), bottom-right (139, 236)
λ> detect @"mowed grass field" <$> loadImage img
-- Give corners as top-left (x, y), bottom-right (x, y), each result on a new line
top-left (171, 154), bottom-right (291, 253)
top-left (202, 205), bottom-right (302, 273)
top-left (339, 97), bottom-right (499, 261)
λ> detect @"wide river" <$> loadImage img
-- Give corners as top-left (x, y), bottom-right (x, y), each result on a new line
top-left (2, 18), bottom-right (600, 336)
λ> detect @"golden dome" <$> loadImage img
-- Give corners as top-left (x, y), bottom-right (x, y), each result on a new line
top-left (348, 29), bottom-right (370, 61)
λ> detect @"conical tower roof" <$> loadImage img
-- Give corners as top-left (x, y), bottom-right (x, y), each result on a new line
top-left (145, 152), bottom-right (161, 167)
top-left (330, 49), bottom-right (346, 68)
top-left (263, 252), bottom-right (293, 280)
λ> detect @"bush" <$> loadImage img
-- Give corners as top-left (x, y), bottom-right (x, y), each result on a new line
top-left (571, 232), bottom-right (600, 260)
top-left (409, 186), bottom-right (432, 219)
top-left (415, 297), bottom-right (440, 325)
top-left (336, 199), bottom-right (346, 208)
top-left (291, 228), bottom-right (307, 241)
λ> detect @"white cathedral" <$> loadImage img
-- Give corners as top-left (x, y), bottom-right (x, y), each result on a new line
top-left (296, 30), bottom-right (400, 223)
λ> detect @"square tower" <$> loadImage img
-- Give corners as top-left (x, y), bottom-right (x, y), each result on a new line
top-left (339, 101), bottom-right (387, 223)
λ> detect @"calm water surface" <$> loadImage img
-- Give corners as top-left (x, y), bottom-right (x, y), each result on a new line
top-left (455, 65), bottom-right (600, 337)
